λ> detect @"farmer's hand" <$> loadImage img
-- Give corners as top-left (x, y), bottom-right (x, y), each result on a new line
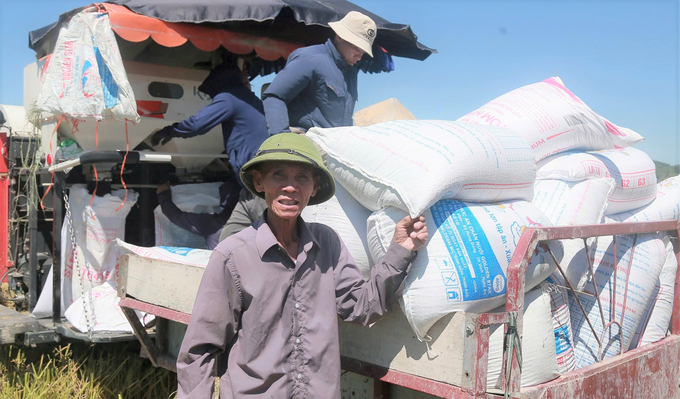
top-left (393, 215), bottom-right (428, 252)
top-left (151, 125), bottom-right (175, 146)
top-left (156, 183), bottom-right (170, 195)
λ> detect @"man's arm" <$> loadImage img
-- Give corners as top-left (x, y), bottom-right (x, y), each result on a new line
top-left (157, 187), bottom-right (225, 239)
top-left (262, 56), bottom-right (315, 135)
top-left (176, 251), bottom-right (241, 398)
top-left (334, 216), bottom-right (428, 326)
top-left (167, 94), bottom-right (235, 139)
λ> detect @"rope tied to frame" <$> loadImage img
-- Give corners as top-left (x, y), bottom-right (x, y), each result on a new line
top-left (503, 311), bottom-right (522, 399)
top-left (114, 119), bottom-right (131, 212)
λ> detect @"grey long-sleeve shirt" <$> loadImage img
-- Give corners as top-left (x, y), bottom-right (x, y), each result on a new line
top-left (176, 212), bottom-right (416, 398)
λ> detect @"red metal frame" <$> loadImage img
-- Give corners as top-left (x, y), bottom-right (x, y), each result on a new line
top-left (118, 297), bottom-right (191, 325)
top-left (119, 220), bottom-right (680, 398)
top-left (0, 132), bottom-right (10, 282)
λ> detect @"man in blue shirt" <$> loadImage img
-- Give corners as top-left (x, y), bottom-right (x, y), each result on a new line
top-left (152, 63), bottom-right (269, 239)
top-left (218, 12), bottom-right (378, 240)
top-left (262, 11), bottom-right (377, 134)
top-left (151, 63), bottom-right (269, 184)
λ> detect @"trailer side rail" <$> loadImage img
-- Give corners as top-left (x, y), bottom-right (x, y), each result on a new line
top-left (119, 220), bottom-right (680, 398)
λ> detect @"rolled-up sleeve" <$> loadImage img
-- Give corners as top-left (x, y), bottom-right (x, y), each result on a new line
top-left (176, 251), bottom-right (241, 398)
top-left (262, 57), bottom-right (314, 135)
top-left (334, 240), bottom-right (415, 326)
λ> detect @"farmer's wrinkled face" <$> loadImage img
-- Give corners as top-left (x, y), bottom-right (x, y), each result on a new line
top-left (252, 161), bottom-right (320, 221)
top-left (334, 37), bottom-right (365, 66)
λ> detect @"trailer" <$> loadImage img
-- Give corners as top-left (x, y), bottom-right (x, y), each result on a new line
top-left (2, 3), bottom-right (679, 399)
top-left (116, 220), bottom-right (680, 398)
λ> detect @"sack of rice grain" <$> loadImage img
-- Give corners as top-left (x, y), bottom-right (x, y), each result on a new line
top-left (457, 77), bottom-right (643, 161)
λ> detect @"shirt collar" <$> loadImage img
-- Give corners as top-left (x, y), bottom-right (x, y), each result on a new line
top-left (254, 210), bottom-right (320, 259)
top-left (325, 38), bottom-right (350, 70)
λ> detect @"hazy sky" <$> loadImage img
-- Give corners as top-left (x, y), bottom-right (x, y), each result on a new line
top-left (1, 0), bottom-right (678, 164)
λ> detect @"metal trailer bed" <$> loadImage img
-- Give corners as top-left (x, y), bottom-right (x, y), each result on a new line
top-left (118, 220), bottom-right (680, 398)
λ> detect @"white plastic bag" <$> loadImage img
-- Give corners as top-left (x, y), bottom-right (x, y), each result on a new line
top-left (33, 185), bottom-right (137, 317)
top-left (532, 178), bottom-right (616, 289)
top-left (487, 285), bottom-right (559, 387)
top-left (367, 200), bottom-right (561, 340)
top-left (532, 179), bottom-right (615, 226)
top-left (536, 148), bottom-right (657, 214)
top-left (37, 10), bottom-right (139, 122)
top-left (154, 182), bottom-right (222, 248)
top-left (116, 239), bottom-right (212, 268)
top-left (629, 237), bottom-right (676, 349)
top-left (545, 272), bottom-right (576, 374)
top-left (306, 120), bottom-right (535, 217)
top-left (64, 282), bottom-right (151, 333)
top-left (569, 233), bottom-right (666, 368)
top-left (302, 183), bottom-right (373, 279)
top-left (457, 77), bottom-right (643, 161)
top-left (608, 176), bottom-right (680, 223)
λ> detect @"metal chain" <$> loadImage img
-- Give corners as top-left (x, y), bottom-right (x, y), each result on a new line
top-left (64, 190), bottom-right (95, 339)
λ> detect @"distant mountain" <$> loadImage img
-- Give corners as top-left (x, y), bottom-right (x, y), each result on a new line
top-left (654, 160), bottom-right (680, 181)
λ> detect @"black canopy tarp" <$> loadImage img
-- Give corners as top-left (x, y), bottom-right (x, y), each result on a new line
top-left (30, 0), bottom-right (434, 58)
top-left (29, 0), bottom-right (435, 77)
top-left (106, 0), bottom-right (435, 60)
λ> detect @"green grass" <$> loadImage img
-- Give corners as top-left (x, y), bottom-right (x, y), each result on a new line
top-left (0, 341), bottom-right (177, 399)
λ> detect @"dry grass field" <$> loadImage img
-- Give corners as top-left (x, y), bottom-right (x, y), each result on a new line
top-left (0, 340), bottom-right (177, 399)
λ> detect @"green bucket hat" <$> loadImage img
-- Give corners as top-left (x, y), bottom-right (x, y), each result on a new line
top-left (240, 133), bottom-right (335, 205)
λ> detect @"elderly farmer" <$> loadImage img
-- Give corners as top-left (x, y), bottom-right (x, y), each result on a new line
top-left (262, 11), bottom-right (377, 134)
top-left (176, 133), bottom-right (428, 398)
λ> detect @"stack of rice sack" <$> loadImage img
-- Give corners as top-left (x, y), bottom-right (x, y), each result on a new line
top-left (528, 149), bottom-right (656, 372)
top-left (458, 76), bottom-right (666, 375)
top-left (530, 154), bottom-right (679, 370)
top-left (462, 77), bottom-right (680, 372)
top-left (303, 76), bottom-right (675, 386)
top-left (606, 177), bottom-right (680, 353)
top-left (307, 119), bottom-right (563, 387)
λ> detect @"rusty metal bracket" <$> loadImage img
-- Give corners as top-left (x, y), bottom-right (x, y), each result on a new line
top-left (120, 305), bottom-right (159, 367)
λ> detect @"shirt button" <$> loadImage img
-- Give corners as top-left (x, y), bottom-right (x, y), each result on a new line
top-left (294, 302), bottom-right (300, 309)
top-left (295, 338), bottom-right (301, 344)
top-left (297, 373), bottom-right (302, 380)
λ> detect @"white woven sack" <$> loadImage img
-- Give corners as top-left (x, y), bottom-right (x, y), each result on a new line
top-left (302, 183), bottom-right (373, 279)
top-left (608, 176), bottom-right (680, 223)
top-left (37, 10), bottom-right (139, 122)
top-left (532, 179), bottom-right (615, 226)
top-left (33, 185), bottom-right (137, 317)
top-left (536, 148), bottom-right (657, 214)
top-left (532, 179), bottom-right (615, 289)
top-left (545, 272), bottom-right (576, 374)
top-left (367, 200), bottom-right (561, 340)
top-left (569, 233), bottom-right (666, 369)
top-left (457, 77), bottom-right (643, 161)
top-left (306, 120), bottom-right (535, 218)
top-left (154, 182), bottom-right (222, 248)
top-left (116, 239), bottom-right (212, 268)
top-left (629, 237), bottom-right (676, 349)
top-left (64, 282), bottom-right (151, 333)
top-left (487, 285), bottom-right (559, 388)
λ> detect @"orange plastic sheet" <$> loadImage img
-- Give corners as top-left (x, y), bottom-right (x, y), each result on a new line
top-left (101, 3), bottom-right (301, 60)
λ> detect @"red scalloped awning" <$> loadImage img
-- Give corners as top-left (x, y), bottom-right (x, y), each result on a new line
top-left (101, 3), bottom-right (301, 61)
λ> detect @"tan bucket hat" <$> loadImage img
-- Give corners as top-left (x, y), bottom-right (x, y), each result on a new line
top-left (329, 11), bottom-right (377, 57)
